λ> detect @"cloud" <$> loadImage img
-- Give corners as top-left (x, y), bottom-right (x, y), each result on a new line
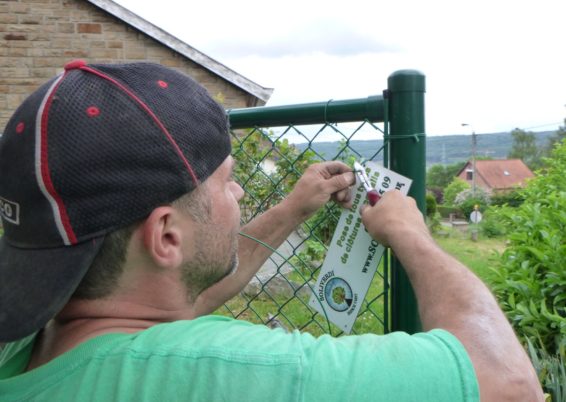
top-left (208, 19), bottom-right (398, 58)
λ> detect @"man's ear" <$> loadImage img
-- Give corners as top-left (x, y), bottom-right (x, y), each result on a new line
top-left (141, 206), bottom-right (187, 269)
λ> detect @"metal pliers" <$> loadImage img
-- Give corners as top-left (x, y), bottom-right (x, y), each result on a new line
top-left (354, 161), bottom-right (380, 206)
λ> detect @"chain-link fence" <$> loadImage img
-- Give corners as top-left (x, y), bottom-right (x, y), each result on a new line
top-left (216, 70), bottom-right (426, 337)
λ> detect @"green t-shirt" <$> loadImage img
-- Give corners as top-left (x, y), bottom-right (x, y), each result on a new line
top-left (0, 316), bottom-right (479, 401)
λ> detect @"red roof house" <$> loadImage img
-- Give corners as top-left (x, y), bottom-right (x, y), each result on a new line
top-left (457, 159), bottom-right (534, 192)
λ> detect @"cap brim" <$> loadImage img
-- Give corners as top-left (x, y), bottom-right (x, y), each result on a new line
top-left (0, 236), bottom-right (104, 342)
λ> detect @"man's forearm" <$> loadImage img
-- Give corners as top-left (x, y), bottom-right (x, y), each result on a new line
top-left (390, 230), bottom-right (543, 401)
top-left (219, 159), bottom-right (354, 305)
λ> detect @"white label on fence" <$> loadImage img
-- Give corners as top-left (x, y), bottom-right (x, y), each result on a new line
top-left (308, 161), bottom-right (412, 333)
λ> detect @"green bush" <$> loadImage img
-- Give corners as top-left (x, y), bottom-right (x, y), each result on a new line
top-left (425, 192), bottom-right (437, 217)
top-left (454, 187), bottom-right (491, 219)
top-left (443, 178), bottom-right (470, 206)
top-left (478, 209), bottom-right (506, 238)
top-left (426, 212), bottom-right (442, 234)
top-left (427, 186), bottom-right (444, 204)
top-left (488, 140), bottom-right (566, 356)
top-left (527, 336), bottom-right (566, 402)
top-left (490, 188), bottom-right (525, 207)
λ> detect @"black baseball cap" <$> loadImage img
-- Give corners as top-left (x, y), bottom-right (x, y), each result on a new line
top-left (0, 60), bottom-right (231, 342)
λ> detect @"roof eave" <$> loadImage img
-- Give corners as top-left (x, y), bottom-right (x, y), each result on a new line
top-left (86, 0), bottom-right (274, 103)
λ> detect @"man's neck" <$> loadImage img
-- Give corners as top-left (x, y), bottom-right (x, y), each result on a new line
top-left (26, 244), bottom-right (199, 371)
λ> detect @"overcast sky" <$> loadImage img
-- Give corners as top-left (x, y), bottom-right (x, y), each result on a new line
top-left (114, 0), bottom-right (566, 139)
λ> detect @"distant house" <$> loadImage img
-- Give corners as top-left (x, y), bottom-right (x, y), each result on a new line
top-left (0, 0), bottom-right (273, 129)
top-left (457, 159), bottom-right (534, 192)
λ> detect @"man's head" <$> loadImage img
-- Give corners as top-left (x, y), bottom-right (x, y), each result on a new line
top-left (0, 60), bottom-right (234, 342)
top-left (74, 156), bottom-right (243, 305)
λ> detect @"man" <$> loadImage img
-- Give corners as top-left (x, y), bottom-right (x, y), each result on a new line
top-left (0, 61), bottom-right (542, 401)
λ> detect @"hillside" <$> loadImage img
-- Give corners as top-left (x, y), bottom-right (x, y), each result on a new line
top-left (295, 131), bottom-right (554, 166)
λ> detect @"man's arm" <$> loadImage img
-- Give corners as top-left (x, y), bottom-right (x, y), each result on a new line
top-left (193, 161), bottom-right (355, 316)
top-left (360, 190), bottom-right (543, 402)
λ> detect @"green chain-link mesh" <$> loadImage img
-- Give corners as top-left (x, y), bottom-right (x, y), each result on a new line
top-left (213, 96), bottom-right (394, 337)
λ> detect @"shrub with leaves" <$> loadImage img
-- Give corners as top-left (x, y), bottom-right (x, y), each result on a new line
top-left (478, 209), bottom-right (507, 238)
top-left (425, 192), bottom-right (437, 217)
top-left (427, 186), bottom-right (444, 204)
top-left (454, 187), bottom-right (491, 219)
top-left (443, 177), bottom-right (470, 206)
top-left (527, 336), bottom-right (565, 402)
top-left (490, 188), bottom-right (526, 208)
top-left (426, 212), bottom-right (442, 234)
top-left (488, 139), bottom-right (566, 356)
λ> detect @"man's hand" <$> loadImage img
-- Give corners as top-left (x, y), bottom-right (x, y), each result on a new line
top-left (285, 161), bottom-right (355, 222)
top-left (360, 190), bottom-right (431, 248)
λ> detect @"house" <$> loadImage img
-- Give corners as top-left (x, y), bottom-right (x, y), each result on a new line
top-left (0, 0), bottom-right (273, 129)
top-left (457, 159), bottom-right (534, 192)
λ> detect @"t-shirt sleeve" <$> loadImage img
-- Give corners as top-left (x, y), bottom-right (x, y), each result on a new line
top-left (299, 329), bottom-right (479, 402)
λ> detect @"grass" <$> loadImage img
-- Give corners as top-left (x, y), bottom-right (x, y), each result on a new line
top-left (433, 228), bottom-right (505, 283)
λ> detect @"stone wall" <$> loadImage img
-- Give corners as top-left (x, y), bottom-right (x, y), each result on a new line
top-left (0, 0), bottom-right (254, 130)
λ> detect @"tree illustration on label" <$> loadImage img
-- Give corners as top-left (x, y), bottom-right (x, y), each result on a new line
top-left (324, 277), bottom-right (353, 312)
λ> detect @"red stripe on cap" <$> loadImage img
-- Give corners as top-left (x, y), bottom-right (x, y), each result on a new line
top-left (80, 66), bottom-right (199, 186)
top-left (39, 73), bottom-right (77, 244)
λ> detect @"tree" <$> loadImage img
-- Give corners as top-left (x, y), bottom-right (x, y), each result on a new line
top-left (545, 118), bottom-right (566, 154)
top-left (507, 128), bottom-right (543, 170)
top-left (426, 161), bottom-right (466, 190)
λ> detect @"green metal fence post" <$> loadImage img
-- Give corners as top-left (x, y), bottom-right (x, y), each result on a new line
top-left (387, 70), bottom-right (426, 334)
